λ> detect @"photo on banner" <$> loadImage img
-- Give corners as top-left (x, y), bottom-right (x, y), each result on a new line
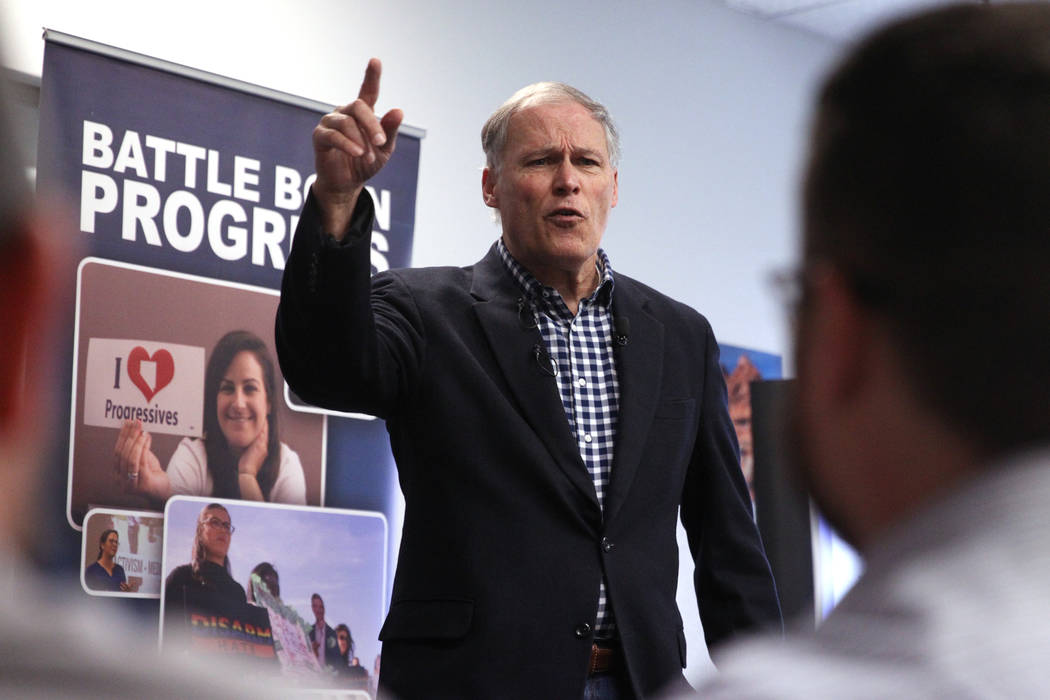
top-left (160, 496), bottom-right (385, 694)
top-left (36, 33), bottom-right (421, 587)
top-left (68, 258), bottom-right (326, 527)
top-left (81, 508), bottom-right (164, 597)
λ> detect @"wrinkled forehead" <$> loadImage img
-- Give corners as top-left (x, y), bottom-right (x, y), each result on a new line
top-left (506, 100), bottom-right (609, 153)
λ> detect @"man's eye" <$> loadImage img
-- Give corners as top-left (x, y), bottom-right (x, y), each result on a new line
top-left (527, 157), bottom-right (549, 166)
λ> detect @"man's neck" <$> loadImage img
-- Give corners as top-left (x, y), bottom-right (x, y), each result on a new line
top-left (528, 258), bottom-right (600, 316)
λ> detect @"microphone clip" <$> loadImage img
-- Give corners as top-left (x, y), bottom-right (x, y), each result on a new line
top-left (517, 296), bottom-right (538, 330)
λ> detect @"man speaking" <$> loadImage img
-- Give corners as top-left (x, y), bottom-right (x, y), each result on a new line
top-left (275, 61), bottom-right (781, 698)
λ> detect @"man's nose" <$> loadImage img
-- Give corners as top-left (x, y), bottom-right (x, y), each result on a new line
top-left (552, 159), bottom-right (580, 195)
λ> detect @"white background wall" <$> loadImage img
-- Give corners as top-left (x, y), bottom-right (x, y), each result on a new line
top-left (1, 0), bottom-right (836, 683)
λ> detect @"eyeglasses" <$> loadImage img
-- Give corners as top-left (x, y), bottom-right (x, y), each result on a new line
top-left (204, 517), bottom-right (235, 533)
top-left (770, 260), bottom-right (896, 321)
top-left (337, 634), bottom-right (349, 642)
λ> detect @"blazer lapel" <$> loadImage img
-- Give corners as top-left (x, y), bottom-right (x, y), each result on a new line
top-left (604, 280), bottom-right (664, 525)
top-left (470, 246), bottom-right (602, 517)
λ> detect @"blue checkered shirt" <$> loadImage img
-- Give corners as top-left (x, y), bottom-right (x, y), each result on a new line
top-left (496, 238), bottom-right (620, 638)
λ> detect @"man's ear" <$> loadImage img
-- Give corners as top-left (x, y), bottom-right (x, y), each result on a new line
top-left (0, 220), bottom-right (47, 433)
top-left (481, 167), bottom-right (499, 208)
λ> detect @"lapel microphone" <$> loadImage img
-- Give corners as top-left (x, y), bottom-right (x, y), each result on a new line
top-left (517, 296), bottom-right (538, 330)
top-left (613, 316), bottom-right (630, 346)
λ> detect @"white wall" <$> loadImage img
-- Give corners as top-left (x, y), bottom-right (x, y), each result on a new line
top-left (1, 0), bottom-right (837, 682)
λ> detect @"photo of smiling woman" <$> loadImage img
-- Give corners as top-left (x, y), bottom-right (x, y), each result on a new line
top-left (114, 330), bottom-right (306, 505)
top-left (84, 529), bottom-right (130, 592)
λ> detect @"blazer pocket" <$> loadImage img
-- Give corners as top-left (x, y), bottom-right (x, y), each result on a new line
top-left (378, 598), bottom-right (474, 642)
top-left (655, 398), bottom-right (695, 421)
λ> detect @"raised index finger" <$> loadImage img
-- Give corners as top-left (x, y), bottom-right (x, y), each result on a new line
top-left (358, 58), bottom-right (383, 108)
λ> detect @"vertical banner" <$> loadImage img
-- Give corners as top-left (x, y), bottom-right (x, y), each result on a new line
top-left (36, 32), bottom-right (417, 662)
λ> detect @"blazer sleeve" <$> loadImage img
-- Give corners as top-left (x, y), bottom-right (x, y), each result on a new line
top-left (679, 320), bottom-right (783, 653)
top-left (275, 188), bottom-right (425, 418)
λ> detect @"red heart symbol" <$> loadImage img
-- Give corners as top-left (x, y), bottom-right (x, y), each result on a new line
top-left (127, 346), bottom-right (175, 402)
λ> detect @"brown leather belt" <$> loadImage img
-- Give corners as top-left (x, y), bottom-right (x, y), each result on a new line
top-left (588, 643), bottom-right (617, 675)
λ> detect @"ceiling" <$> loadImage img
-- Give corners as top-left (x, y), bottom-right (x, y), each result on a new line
top-left (721, 0), bottom-right (990, 43)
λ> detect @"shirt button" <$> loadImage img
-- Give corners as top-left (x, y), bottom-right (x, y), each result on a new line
top-left (583, 434), bottom-right (592, 443)
top-left (601, 537), bottom-right (615, 553)
top-left (574, 623), bottom-right (592, 639)
top-left (577, 378), bottom-right (586, 387)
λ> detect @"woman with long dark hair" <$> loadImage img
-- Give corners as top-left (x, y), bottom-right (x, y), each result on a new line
top-left (84, 528), bottom-right (129, 592)
top-left (334, 623), bottom-right (370, 689)
top-left (115, 330), bottom-right (305, 504)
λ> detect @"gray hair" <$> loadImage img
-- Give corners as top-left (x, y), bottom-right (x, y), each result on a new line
top-left (481, 82), bottom-right (620, 173)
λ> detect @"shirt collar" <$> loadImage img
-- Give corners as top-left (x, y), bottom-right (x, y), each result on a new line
top-left (496, 238), bottom-right (615, 311)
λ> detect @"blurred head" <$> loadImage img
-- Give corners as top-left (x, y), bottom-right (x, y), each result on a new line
top-left (202, 331), bottom-right (281, 498)
top-left (311, 593), bottom-right (325, 621)
top-left (792, 2), bottom-right (1050, 544)
top-left (192, 503), bottom-right (233, 571)
top-left (335, 623), bottom-right (353, 660)
top-left (96, 529), bottom-right (119, 561)
top-left (0, 59), bottom-right (73, 549)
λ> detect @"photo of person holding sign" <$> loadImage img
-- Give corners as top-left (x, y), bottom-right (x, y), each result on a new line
top-left (114, 330), bottom-right (306, 504)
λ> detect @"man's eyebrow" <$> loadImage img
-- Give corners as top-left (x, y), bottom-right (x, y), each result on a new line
top-left (518, 146), bottom-right (556, 158)
top-left (517, 145), bottom-right (604, 160)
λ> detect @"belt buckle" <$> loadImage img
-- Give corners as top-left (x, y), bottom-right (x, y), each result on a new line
top-left (589, 642), bottom-right (614, 676)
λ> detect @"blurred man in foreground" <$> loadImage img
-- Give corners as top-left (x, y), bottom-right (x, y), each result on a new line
top-left (697, 3), bottom-right (1050, 696)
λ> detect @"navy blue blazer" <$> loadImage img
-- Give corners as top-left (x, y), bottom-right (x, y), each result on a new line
top-left (276, 191), bottom-right (781, 699)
